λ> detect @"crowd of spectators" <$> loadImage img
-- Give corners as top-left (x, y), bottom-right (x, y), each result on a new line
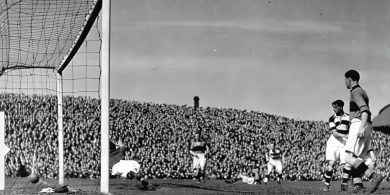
top-left (1, 93), bottom-right (389, 182)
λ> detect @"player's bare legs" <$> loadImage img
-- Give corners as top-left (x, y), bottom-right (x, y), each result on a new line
top-left (344, 153), bottom-right (384, 193)
top-left (253, 168), bottom-right (260, 184)
top-left (197, 167), bottom-right (206, 183)
top-left (340, 163), bottom-right (351, 191)
top-left (275, 173), bottom-right (282, 184)
top-left (275, 159), bottom-right (283, 184)
top-left (264, 164), bottom-right (273, 184)
top-left (343, 120), bottom-right (384, 193)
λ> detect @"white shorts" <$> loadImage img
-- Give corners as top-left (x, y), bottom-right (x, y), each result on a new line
top-left (361, 150), bottom-right (376, 168)
top-left (364, 156), bottom-right (375, 168)
top-left (325, 134), bottom-right (347, 163)
top-left (192, 153), bottom-right (206, 170)
top-left (267, 158), bottom-right (282, 174)
top-left (344, 118), bottom-right (372, 158)
top-left (240, 175), bottom-right (255, 184)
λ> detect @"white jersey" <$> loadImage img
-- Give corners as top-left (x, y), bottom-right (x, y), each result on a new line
top-left (111, 160), bottom-right (140, 178)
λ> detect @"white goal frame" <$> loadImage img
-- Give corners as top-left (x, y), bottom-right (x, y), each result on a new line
top-left (0, 0), bottom-right (111, 193)
top-left (55, 0), bottom-right (110, 193)
top-left (58, 0), bottom-right (111, 193)
top-left (100, 0), bottom-right (110, 193)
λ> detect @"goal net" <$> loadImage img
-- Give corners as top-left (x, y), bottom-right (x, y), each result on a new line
top-left (0, 0), bottom-right (105, 192)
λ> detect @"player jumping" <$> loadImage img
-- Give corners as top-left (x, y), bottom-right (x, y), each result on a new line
top-left (322, 100), bottom-right (349, 191)
top-left (264, 142), bottom-right (283, 184)
top-left (189, 131), bottom-right (209, 183)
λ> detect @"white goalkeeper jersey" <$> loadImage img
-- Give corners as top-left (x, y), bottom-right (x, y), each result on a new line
top-left (111, 160), bottom-right (140, 178)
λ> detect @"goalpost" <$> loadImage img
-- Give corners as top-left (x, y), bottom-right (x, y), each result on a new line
top-left (101, 0), bottom-right (110, 193)
top-left (0, 0), bottom-right (111, 193)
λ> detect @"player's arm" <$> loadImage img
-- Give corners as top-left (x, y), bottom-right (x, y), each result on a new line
top-left (328, 116), bottom-right (346, 141)
top-left (188, 140), bottom-right (196, 157)
top-left (353, 89), bottom-right (370, 136)
top-left (359, 112), bottom-right (369, 135)
top-left (328, 116), bottom-right (337, 134)
top-left (368, 149), bottom-right (376, 164)
top-left (265, 151), bottom-right (269, 162)
top-left (205, 142), bottom-right (210, 156)
top-left (332, 131), bottom-right (348, 139)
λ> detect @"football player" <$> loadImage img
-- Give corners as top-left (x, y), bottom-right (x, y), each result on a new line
top-left (263, 142), bottom-right (283, 184)
top-left (189, 131), bottom-right (209, 183)
top-left (323, 100), bottom-right (349, 191)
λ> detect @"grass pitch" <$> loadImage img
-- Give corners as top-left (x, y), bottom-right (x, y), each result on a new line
top-left (2, 177), bottom-right (390, 195)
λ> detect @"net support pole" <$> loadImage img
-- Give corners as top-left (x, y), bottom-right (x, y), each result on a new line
top-left (101, 0), bottom-right (111, 193)
top-left (56, 71), bottom-right (64, 185)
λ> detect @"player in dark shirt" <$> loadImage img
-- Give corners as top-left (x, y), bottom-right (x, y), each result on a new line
top-left (189, 131), bottom-right (209, 183)
top-left (342, 70), bottom-right (384, 193)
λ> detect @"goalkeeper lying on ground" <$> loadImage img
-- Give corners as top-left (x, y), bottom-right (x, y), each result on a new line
top-left (110, 140), bottom-right (156, 190)
top-left (225, 168), bottom-right (261, 185)
top-left (111, 159), bottom-right (156, 190)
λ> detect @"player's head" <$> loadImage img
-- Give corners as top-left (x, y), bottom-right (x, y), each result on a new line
top-left (344, 70), bottom-right (360, 89)
top-left (194, 130), bottom-right (201, 139)
top-left (332, 99), bottom-right (344, 115)
top-left (126, 171), bottom-right (136, 180)
top-left (269, 142), bottom-right (275, 150)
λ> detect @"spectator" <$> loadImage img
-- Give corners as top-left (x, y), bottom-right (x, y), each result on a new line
top-left (0, 92), bottom-right (389, 182)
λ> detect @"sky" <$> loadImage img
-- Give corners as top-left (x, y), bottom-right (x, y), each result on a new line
top-left (109, 0), bottom-right (390, 121)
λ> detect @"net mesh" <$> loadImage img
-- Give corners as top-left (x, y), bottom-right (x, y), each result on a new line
top-left (0, 0), bottom-right (102, 185)
top-left (0, 0), bottom-right (98, 72)
top-left (0, 0), bottom-right (101, 97)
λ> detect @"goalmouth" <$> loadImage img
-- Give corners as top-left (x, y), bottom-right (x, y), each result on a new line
top-left (0, 0), bottom-right (111, 193)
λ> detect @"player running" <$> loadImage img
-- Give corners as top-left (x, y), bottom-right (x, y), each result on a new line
top-left (263, 142), bottom-right (283, 184)
top-left (322, 100), bottom-right (349, 191)
top-left (189, 131), bottom-right (209, 183)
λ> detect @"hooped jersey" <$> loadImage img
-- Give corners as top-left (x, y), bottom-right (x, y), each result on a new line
top-left (328, 112), bottom-right (350, 135)
top-left (190, 138), bottom-right (208, 153)
top-left (268, 148), bottom-right (282, 160)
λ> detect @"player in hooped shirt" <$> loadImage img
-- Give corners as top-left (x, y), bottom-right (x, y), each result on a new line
top-left (323, 100), bottom-right (350, 191)
top-left (189, 131), bottom-right (209, 183)
top-left (264, 142), bottom-right (283, 184)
